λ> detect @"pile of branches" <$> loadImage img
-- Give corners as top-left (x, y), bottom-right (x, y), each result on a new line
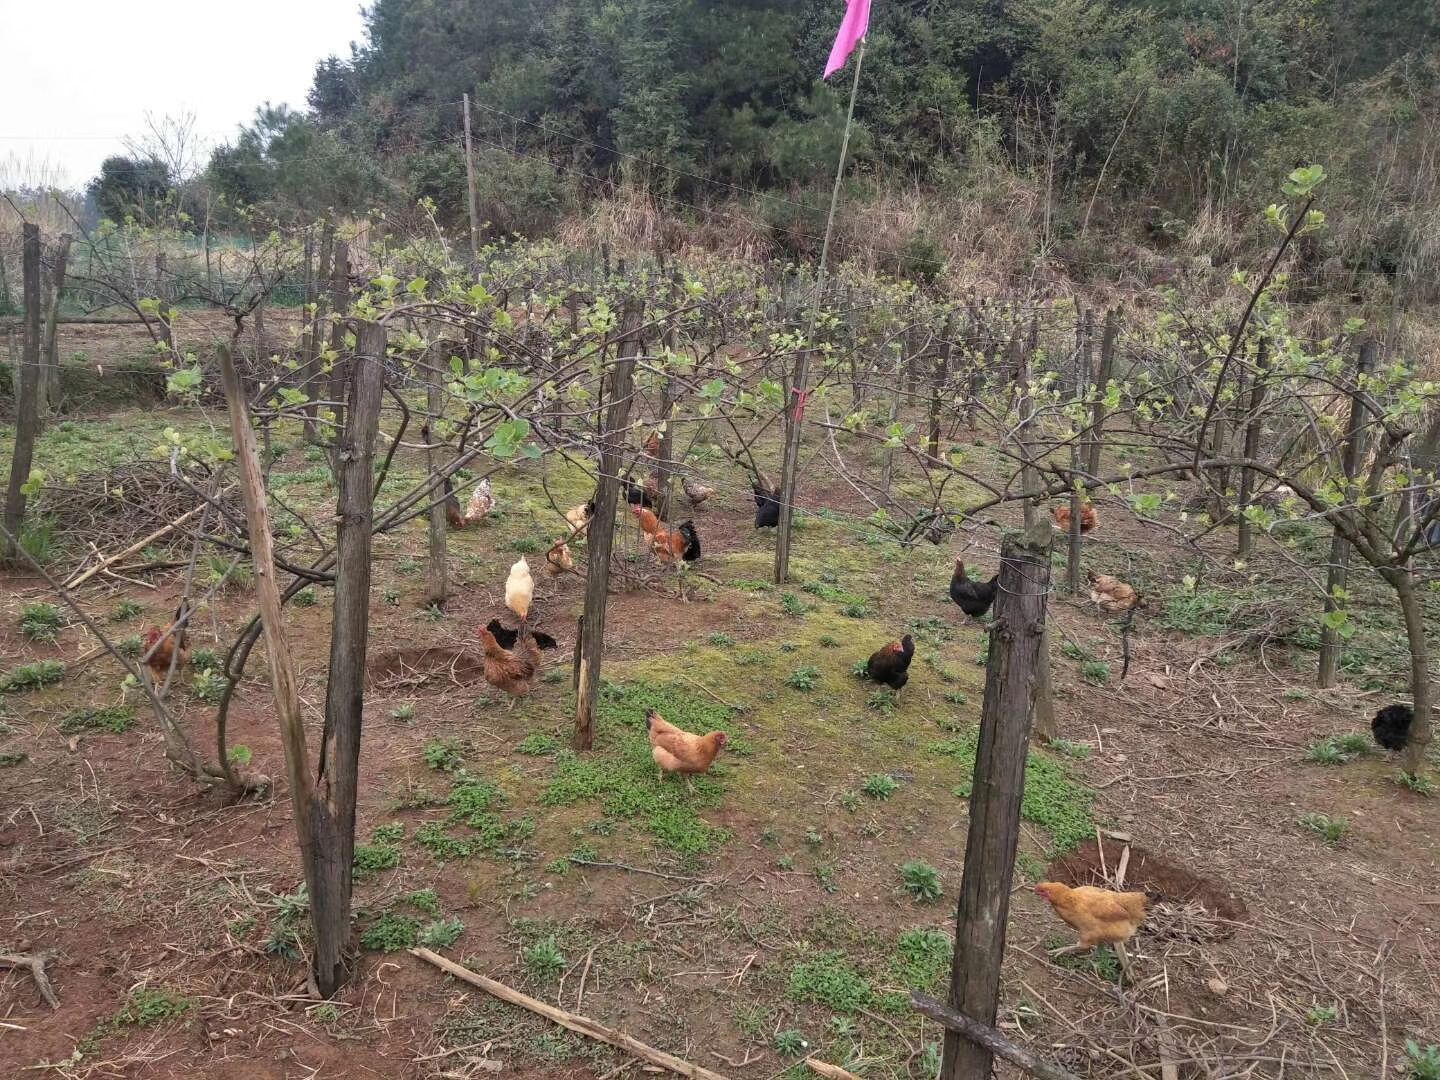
top-left (33, 460), bottom-right (244, 558)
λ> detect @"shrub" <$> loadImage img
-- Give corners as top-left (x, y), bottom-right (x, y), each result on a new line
top-left (901, 860), bottom-right (943, 902)
top-left (20, 603), bottom-right (64, 642)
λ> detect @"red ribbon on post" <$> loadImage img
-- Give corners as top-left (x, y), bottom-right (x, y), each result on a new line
top-left (791, 388), bottom-right (809, 423)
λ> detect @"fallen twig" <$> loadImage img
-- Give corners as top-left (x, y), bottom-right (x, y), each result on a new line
top-left (410, 948), bottom-right (732, 1080)
top-left (910, 992), bottom-right (1083, 1080)
top-left (0, 951), bottom-right (59, 1008)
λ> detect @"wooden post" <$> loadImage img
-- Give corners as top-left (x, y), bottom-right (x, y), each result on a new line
top-left (1015, 325), bottom-right (1057, 741)
top-left (1085, 308), bottom-right (1118, 477)
top-left (1318, 340), bottom-right (1375, 688)
top-left (927, 316), bottom-right (954, 461)
top-left (39, 233), bottom-right (72, 415)
top-left (654, 272), bottom-right (681, 520)
top-left (311, 320), bottom-right (385, 995)
top-left (216, 340), bottom-right (318, 970)
top-left (1236, 339), bottom-right (1269, 557)
top-left (773, 345), bottom-right (815, 584)
top-left (2, 224), bottom-right (42, 563)
top-left (1066, 310), bottom-right (1091, 596)
top-left (463, 93), bottom-right (480, 263)
top-left (942, 522), bottom-right (1054, 1080)
top-left (327, 240), bottom-right (352, 443)
top-left (879, 346), bottom-right (903, 494)
top-left (574, 301), bottom-right (642, 750)
top-left (422, 345), bottom-right (449, 608)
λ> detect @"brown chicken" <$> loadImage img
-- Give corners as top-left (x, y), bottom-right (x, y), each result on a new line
top-left (1052, 503), bottom-right (1098, 533)
top-left (545, 541), bottom-right (573, 576)
top-left (646, 708), bottom-right (727, 790)
top-left (1035, 882), bottom-right (1148, 976)
top-left (476, 623), bottom-right (542, 708)
top-left (142, 623), bottom-right (189, 682)
top-left (1088, 571), bottom-right (1139, 614)
top-left (632, 506), bottom-right (701, 565)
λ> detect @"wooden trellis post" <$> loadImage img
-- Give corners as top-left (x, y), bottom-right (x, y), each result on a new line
top-left (943, 521), bottom-right (1054, 1080)
top-left (3, 223), bottom-right (42, 563)
top-left (574, 300), bottom-right (642, 750)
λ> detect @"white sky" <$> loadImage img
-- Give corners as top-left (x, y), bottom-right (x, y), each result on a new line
top-left (0, 0), bottom-right (367, 190)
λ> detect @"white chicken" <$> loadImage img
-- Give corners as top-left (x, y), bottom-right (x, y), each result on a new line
top-left (505, 557), bottom-right (534, 620)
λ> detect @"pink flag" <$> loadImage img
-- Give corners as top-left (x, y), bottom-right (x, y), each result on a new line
top-left (823, 0), bottom-right (870, 80)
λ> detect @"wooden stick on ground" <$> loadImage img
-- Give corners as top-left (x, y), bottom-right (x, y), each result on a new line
top-left (0, 951), bottom-right (59, 1008)
top-left (64, 497), bottom-right (220, 589)
top-left (911, 993), bottom-right (1083, 1080)
top-left (411, 948), bottom-right (732, 1080)
top-left (805, 1059), bottom-right (865, 1080)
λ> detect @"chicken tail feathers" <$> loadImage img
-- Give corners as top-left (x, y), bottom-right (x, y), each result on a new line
top-left (678, 521), bottom-right (701, 562)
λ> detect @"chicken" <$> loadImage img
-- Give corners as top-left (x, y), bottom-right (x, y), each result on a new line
top-left (646, 707), bottom-right (727, 790)
top-left (1372, 704), bottom-right (1415, 751)
top-left (546, 541), bottom-right (573, 577)
top-left (463, 478), bottom-right (494, 523)
top-left (950, 559), bottom-right (999, 619)
top-left (633, 507), bottom-right (700, 565)
top-left (643, 469), bottom-right (662, 502)
top-left (484, 618), bottom-right (558, 651)
top-left (476, 622), bottom-right (542, 707)
top-left (1053, 503), bottom-right (1098, 533)
top-left (643, 431), bottom-right (662, 458)
top-left (623, 479), bottom-right (656, 509)
top-left (682, 475), bottom-right (716, 508)
top-left (753, 481), bottom-right (781, 528)
top-left (505, 557), bottom-right (534, 620)
top-left (1034, 882), bottom-right (1148, 962)
top-left (443, 476), bottom-right (494, 528)
top-left (866, 635), bottom-right (915, 694)
top-left (142, 622), bottom-right (189, 682)
top-left (565, 501), bottom-right (594, 535)
top-left (1088, 571), bottom-right (1139, 614)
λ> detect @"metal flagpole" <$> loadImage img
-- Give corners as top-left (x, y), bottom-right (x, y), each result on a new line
top-left (773, 37), bottom-right (867, 584)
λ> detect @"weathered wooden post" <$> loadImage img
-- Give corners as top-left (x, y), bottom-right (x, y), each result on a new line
top-left (927, 314), bottom-right (954, 461)
top-left (421, 345), bottom-right (449, 609)
top-left (1318, 340), bottom-right (1375, 687)
top-left (3, 223), bottom-right (42, 563)
top-left (943, 520), bottom-right (1054, 1080)
top-left (773, 343), bottom-right (815, 584)
top-left (1085, 308), bottom-right (1118, 477)
top-left (39, 232), bottom-right (72, 414)
top-left (574, 300), bottom-right (642, 750)
top-left (1066, 310), bottom-right (1092, 595)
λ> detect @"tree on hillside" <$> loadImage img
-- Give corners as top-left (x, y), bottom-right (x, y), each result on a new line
top-left (88, 156), bottom-right (172, 222)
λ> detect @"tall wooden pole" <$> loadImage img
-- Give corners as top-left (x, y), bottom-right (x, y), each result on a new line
top-left (774, 38), bottom-right (866, 584)
top-left (462, 93), bottom-right (481, 263)
top-left (1318, 340), bottom-right (1375, 687)
top-left (39, 233), bottom-right (72, 415)
top-left (574, 301), bottom-right (642, 750)
top-left (422, 345), bottom-right (449, 609)
top-left (943, 521), bottom-right (1054, 1080)
top-left (1085, 308), bottom-right (1118, 477)
top-left (3, 224), bottom-right (42, 563)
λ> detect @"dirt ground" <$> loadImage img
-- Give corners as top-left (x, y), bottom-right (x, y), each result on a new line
top-left (2, 321), bottom-right (1438, 1080)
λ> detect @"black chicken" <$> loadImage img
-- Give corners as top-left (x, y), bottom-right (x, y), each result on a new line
top-left (1371, 704), bottom-right (1415, 751)
top-left (485, 618), bottom-right (559, 651)
top-left (866, 634), bottom-right (915, 693)
top-left (949, 559), bottom-right (999, 619)
top-left (753, 482), bottom-right (781, 528)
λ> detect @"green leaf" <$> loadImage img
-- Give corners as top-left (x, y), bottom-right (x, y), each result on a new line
top-left (20, 468), bottom-right (46, 498)
top-left (1281, 164), bottom-right (1326, 198)
top-left (406, 276), bottom-right (429, 297)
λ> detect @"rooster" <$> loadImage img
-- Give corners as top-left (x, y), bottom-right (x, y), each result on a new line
top-left (1053, 503), bottom-right (1098, 533)
top-left (141, 621), bottom-right (190, 684)
top-left (682, 475), bottom-right (716, 508)
top-left (484, 618), bottom-right (558, 651)
top-left (633, 506), bottom-right (700, 565)
top-left (1372, 704), bottom-right (1415, 751)
top-left (646, 708), bottom-right (727, 792)
top-left (476, 623), bottom-right (542, 708)
top-left (753, 481), bottom-right (781, 528)
top-left (949, 559), bottom-right (999, 620)
top-left (505, 557), bottom-right (534, 621)
top-left (1035, 881), bottom-right (1148, 978)
top-left (865, 635), bottom-right (915, 695)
